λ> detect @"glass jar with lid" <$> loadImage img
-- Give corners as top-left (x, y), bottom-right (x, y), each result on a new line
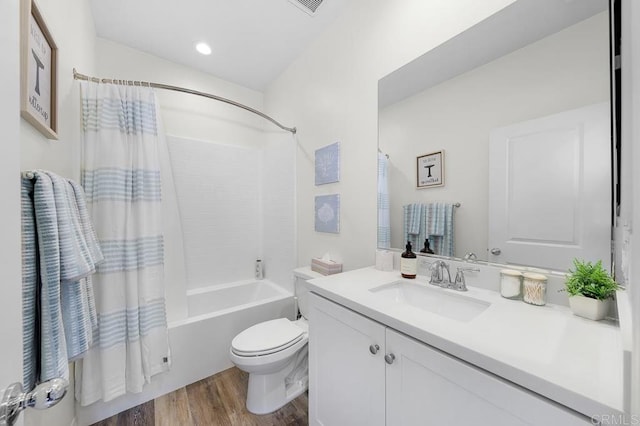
top-left (500, 269), bottom-right (522, 299)
top-left (522, 272), bottom-right (548, 306)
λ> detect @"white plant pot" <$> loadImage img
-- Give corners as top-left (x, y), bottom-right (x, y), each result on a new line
top-left (568, 295), bottom-right (611, 321)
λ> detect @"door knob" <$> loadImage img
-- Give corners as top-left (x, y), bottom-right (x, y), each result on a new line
top-left (490, 248), bottom-right (502, 255)
top-left (384, 353), bottom-right (396, 364)
top-left (0, 378), bottom-right (68, 426)
top-left (369, 344), bottom-right (380, 355)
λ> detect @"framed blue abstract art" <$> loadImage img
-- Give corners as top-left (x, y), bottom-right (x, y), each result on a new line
top-left (315, 142), bottom-right (340, 185)
top-left (315, 194), bottom-right (340, 233)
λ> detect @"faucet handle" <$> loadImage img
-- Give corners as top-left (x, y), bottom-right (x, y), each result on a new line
top-left (428, 261), bottom-right (441, 284)
top-left (454, 267), bottom-right (480, 291)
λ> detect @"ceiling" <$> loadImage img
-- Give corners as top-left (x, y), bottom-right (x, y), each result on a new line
top-left (378, 0), bottom-right (608, 108)
top-left (89, 0), bottom-right (349, 92)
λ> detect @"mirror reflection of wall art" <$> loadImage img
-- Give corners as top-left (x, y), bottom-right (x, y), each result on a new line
top-left (315, 142), bottom-right (340, 185)
top-left (20, 0), bottom-right (58, 140)
top-left (417, 150), bottom-right (444, 188)
top-left (315, 194), bottom-right (340, 233)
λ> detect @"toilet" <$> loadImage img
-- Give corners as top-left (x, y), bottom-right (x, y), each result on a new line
top-left (229, 268), bottom-right (319, 415)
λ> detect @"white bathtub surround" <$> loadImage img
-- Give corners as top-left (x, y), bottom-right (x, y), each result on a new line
top-left (76, 82), bottom-right (171, 406)
top-left (307, 267), bottom-right (625, 419)
top-left (186, 279), bottom-right (291, 318)
top-left (166, 135), bottom-right (296, 294)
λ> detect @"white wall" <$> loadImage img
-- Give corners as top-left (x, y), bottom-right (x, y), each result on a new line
top-left (16, 0), bottom-right (97, 424)
top-left (265, 0), bottom-right (518, 271)
top-left (379, 12), bottom-right (609, 258)
top-left (0, 1), bottom-right (24, 426)
top-left (20, 0), bottom-right (97, 182)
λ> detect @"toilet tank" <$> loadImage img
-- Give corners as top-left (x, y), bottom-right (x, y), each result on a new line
top-left (293, 267), bottom-right (323, 319)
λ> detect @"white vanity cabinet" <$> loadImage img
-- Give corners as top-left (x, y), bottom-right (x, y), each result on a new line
top-left (309, 291), bottom-right (386, 426)
top-left (309, 292), bottom-right (590, 426)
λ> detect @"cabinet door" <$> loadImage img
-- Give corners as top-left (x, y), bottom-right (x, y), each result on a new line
top-left (309, 293), bottom-right (386, 426)
top-left (386, 329), bottom-right (590, 426)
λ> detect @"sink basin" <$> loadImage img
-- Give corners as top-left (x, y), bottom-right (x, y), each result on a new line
top-left (369, 281), bottom-right (490, 322)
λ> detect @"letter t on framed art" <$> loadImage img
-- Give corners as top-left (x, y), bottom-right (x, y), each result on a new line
top-left (417, 150), bottom-right (444, 188)
top-left (20, 0), bottom-right (58, 140)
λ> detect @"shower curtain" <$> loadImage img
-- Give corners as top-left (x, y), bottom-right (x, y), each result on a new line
top-left (75, 81), bottom-right (171, 406)
top-left (377, 152), bottom-right (391, 249)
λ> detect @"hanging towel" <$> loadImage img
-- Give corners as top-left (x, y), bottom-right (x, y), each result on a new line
top-left (403, 204), bottom-right (425, 250)
top-left (21, 171), bottom-right (103, 391)
top-left (424, 202), bottom-right (446, 236)
top-left (424, 202), bottom-right (455, 257)
top-left (43, 172), bottom-right (102, 360)
top-left (21, 178), bottom-right (39, 392)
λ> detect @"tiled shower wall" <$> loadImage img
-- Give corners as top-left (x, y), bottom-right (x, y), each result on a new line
top-left (167, 135), bottom-right (295, 291)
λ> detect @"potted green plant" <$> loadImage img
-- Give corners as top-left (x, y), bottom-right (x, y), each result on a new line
top-left (565, 259), bottom-right (619, 320)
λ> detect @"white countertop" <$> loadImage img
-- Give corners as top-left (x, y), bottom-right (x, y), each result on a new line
top-left (307, 267), bottom-right (624, 419)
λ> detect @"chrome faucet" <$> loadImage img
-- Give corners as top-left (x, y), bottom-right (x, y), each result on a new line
top-left (454, 267), bottom-right (481, 291)
top-left (429, 260), bottom-right (452, 287)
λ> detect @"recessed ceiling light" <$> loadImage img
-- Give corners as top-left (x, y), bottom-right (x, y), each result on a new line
top-left (195, 42), bottom-right (212, 55)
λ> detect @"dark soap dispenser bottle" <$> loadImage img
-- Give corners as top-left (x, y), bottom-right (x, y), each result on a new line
top-left (420, 238), bottom-right (435, 254)
top-left (401, 241), bottom-right (417, 279)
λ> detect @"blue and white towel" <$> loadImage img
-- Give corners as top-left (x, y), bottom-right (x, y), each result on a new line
top-left (377, 152), bottom-right (391, 249)
top-left (403, 202), bottom-right (456, 256)
top-left (21, 171), bottom-right (103, 391)
top-left (403, 203), bottom-right (423, 251)
top-left (426, 203), bottom-right (455, 257)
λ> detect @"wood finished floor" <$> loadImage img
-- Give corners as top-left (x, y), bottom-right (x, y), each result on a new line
top-left (91, 367), bottom-right (308, 426)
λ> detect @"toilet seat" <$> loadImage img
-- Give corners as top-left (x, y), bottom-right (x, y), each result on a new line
top-left (231, 318), bottom-right (305, 357)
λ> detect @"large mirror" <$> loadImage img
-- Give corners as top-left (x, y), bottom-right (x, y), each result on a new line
top-left (378, 0), bottom-right (613, 272)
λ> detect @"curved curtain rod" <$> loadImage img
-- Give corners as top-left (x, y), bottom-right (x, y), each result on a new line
top-left (72, 68), bottom-right (297, 134)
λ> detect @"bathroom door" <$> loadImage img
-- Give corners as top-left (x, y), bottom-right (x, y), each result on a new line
top-left (488, 102), bottom-right (611, 271)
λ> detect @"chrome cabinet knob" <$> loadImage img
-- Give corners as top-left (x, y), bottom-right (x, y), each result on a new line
top-left (490, 248), bottom-right (502, 255)
top-left (369, 344), bottom-right (380, 355)
top-left (384, 353), bottom-right (396, 364)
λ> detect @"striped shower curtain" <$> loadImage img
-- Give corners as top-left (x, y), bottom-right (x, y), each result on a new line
top-left (377, 152), bottom-right (391, 249)
top-left (75, 81), bottom-right (171, 406)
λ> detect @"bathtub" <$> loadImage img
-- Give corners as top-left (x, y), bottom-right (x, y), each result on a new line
top-left (77, 279), bottom-right (294, 425)
top-left (184, 279), bottom-right (291, 319)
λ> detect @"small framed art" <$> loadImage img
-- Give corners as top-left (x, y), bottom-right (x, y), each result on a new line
top-left (417, 150), bottom-right (444, 188)
top-left (315, 142), bottom-right (340, 185)
top-left (315, 194), bottom-right (340, 233)
top-left (20, 0), bottom-right (58, 140)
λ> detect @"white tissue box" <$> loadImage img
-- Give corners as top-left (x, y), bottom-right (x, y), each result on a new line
top-left (311, 258), bottom-right (342, 276)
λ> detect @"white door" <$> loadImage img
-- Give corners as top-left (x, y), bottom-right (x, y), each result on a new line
top-left (308, 293), bottom-right (386, 426)
top-left (385, 329), bottom-right (589, 425)
top-left (488, 103), bottom-right (611, 271)
top-left (0, 0), bottom-right (25, 424)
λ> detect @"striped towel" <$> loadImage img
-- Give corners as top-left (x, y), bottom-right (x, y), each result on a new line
top-left (425, 202), bottom-right (455, 257)
top-left (403, 204), bottom-right (424, 250)
top-left (21, 178), bottom-right (39, 392)
top-left (21, 171), bottom-right (103, 390)
top-left (405, 204), bottom-right (423, 235)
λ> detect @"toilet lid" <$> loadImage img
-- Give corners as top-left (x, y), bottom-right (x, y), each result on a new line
top-left (232, 318), bottom-right (304, 356)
